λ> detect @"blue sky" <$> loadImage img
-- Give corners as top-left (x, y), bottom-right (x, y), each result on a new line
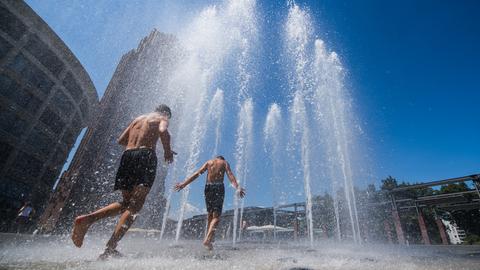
top-left (26, 0), bottom-right (479, 208)
top-left (311, 0), bottom-right (480, 184)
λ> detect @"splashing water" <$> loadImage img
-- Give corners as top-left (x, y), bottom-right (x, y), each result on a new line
top-left (232, 99), bottom-right (254, 245)
top-left (284, 2), bottom-right (361, 243)
top-left (7, 2), bottom-right (477, 269)
top-left (208, 89), bottom-right (225, 156)
top-left (284, 3), bottom-right (315, 245)
top-left (264, 103), bottom-right (282, 240)
top-left (290, 92), bottom-right (314, 245)
top-left (152, 0), bottom-right (259, 241)
top-left (174, 92), bottom-right (210, 242)
top-left (109, 0), bottom-right (361, 245)
top-left (313, 40), bottom-right (361, 242)
top-left (3, 235), bottom-right (479, 270)
top-left (57, 0), bottom-right (363, 247)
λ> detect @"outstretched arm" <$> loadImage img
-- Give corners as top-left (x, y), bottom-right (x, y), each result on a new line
top-left (175, 162), bottom-right (209, 191)
top-left (225, 162), bottom-right (246, 198)
top-left (159, 118), bottom-right (175, 163)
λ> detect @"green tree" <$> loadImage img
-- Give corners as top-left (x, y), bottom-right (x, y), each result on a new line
top-left (440, 182), bottom-right (469, 193)
top-left (381, 176), bottom-right (398, 191)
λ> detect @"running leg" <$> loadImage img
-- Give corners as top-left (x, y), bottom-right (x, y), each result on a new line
top-left (72, 191), bottom-right (131, 248)
top-left (203, 212), bottom-right (220, 250)
top-left (105, 185), bottom-right (150, 251)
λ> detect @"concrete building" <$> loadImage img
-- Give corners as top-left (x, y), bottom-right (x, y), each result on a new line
top-left (0, 0), bottom-right (98, 230)
top-left (39, 29), bottom-right (180, 233)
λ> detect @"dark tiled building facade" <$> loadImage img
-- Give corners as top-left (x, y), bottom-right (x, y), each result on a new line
top-left (0, 0), bottom-right (98, 230)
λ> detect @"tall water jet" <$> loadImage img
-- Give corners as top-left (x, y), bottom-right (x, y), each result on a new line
top-left (284, 1), bottom-right (363, 244)
top-left (232, 98), bottom-right (254, 245)
top-left (54, 0), bottom-right (366, 245)
top-left (312, 39), bottom-right (361, 242)
top-left (285, 3), bottom-right (312, 91)
top-left (150, 0), bottom-right (259, 241)
top-left (311, 40), bottom-right (344, 241)
top-left (227, 0), bottom-right (258, 245)
top-left (159, 159), bottom-right (182, 240)
top-left (174, 91), bottom-right (210, 242)
top-left (207, 89), bottom-right (225, 156)
top-left (291, 93), bottom-right (314, 245)
top-left (264, 103), bottom-right (282, 240)
top-left (285, 3), bottom-right (315, 245)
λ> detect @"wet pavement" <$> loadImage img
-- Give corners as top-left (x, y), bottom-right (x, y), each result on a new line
top-left (1, 233), bottom-right (479, 270)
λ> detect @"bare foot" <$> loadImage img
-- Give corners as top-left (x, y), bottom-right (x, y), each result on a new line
top-left (203, 241), bottom-right (213, 251)
top-left (72, 215), bottom-right (91, 247)
top-left (98, 248), bottom-right (123, 260)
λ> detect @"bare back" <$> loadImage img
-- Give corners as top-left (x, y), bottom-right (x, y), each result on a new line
top-left (175, 157), bottom-right (242, 196)
top-left (205, 159), bottom-right (227, 183)
top-left (119, 113), bottom-right (168, 150)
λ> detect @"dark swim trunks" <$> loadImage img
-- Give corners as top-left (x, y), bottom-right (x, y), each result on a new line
top-left (114, 148), bottom-right (157, 191)
top-left (204, 182), bottom-right (225, 214)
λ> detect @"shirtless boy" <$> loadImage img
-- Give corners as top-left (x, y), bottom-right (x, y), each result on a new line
top-left (71, 104), bottom-right (175, 258)
top-left (175, 156), bottom-right (245, 250)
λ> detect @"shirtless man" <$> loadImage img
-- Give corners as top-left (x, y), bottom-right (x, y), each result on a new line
top-left (72, 104), bottom-right (175, 258)
top-left (175, 156), bottom-right (245, 250)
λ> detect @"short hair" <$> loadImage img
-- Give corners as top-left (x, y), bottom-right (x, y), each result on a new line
top-left (155, 104), bottom-right (172, 118)
top-left (216, 155), bottom-right (225, 160)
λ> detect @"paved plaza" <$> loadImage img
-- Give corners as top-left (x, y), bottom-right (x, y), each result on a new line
top-left (1, 233), bottom-right (479, 270)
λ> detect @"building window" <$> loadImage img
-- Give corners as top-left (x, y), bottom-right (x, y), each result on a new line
top-left (0, 35), bottom-right (13, 57)
top-left (9, 151), bottom-right (44, 180)
top-left (7, 53), bottom-right (54, 95)
top-left (41, 167), bottom-right (59, 187)
top-left (70, 113), bottom-right (83, 134)
top-left (25, 126), bottom-right (54, 157)
top-left (0, 103), bottom-right (28, 138)
top-left (61, 129), bottom-right (77, 147)
top-left (79, 99), bottom-right (89, 118)
top-left (50, 148), bottom-right (68, 169)
top-left (62, 72), bottom-right (83, 101)
top-left (51, 89), bottom-right (74, 117)
top-left (0, 73), bottom-right (20, 96)
top-left (0, 179), bottom-right (30, 202)
top-left (1, 74), bottom-right (43, 115)
top-left (39, 107), bottom-right (65, 134)
top-left (24, 34), bottom-right (65, 78)
top-left (0, 140), bottom-right (14, 167)
top-left (0, 3), bottom-right (27, 40)
top-left (19, 88), bottom-right (42, 115)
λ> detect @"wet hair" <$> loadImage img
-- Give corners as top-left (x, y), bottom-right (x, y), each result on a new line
top-left (155, 104), bottom-right (172, 118)
top-left (216, 155), bottom-right (225, 160)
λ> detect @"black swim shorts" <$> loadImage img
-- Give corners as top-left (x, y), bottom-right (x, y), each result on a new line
top-left (114, 148), bottom-right (157, 191)
top-left (204, 183), bottom-right (225, 214)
